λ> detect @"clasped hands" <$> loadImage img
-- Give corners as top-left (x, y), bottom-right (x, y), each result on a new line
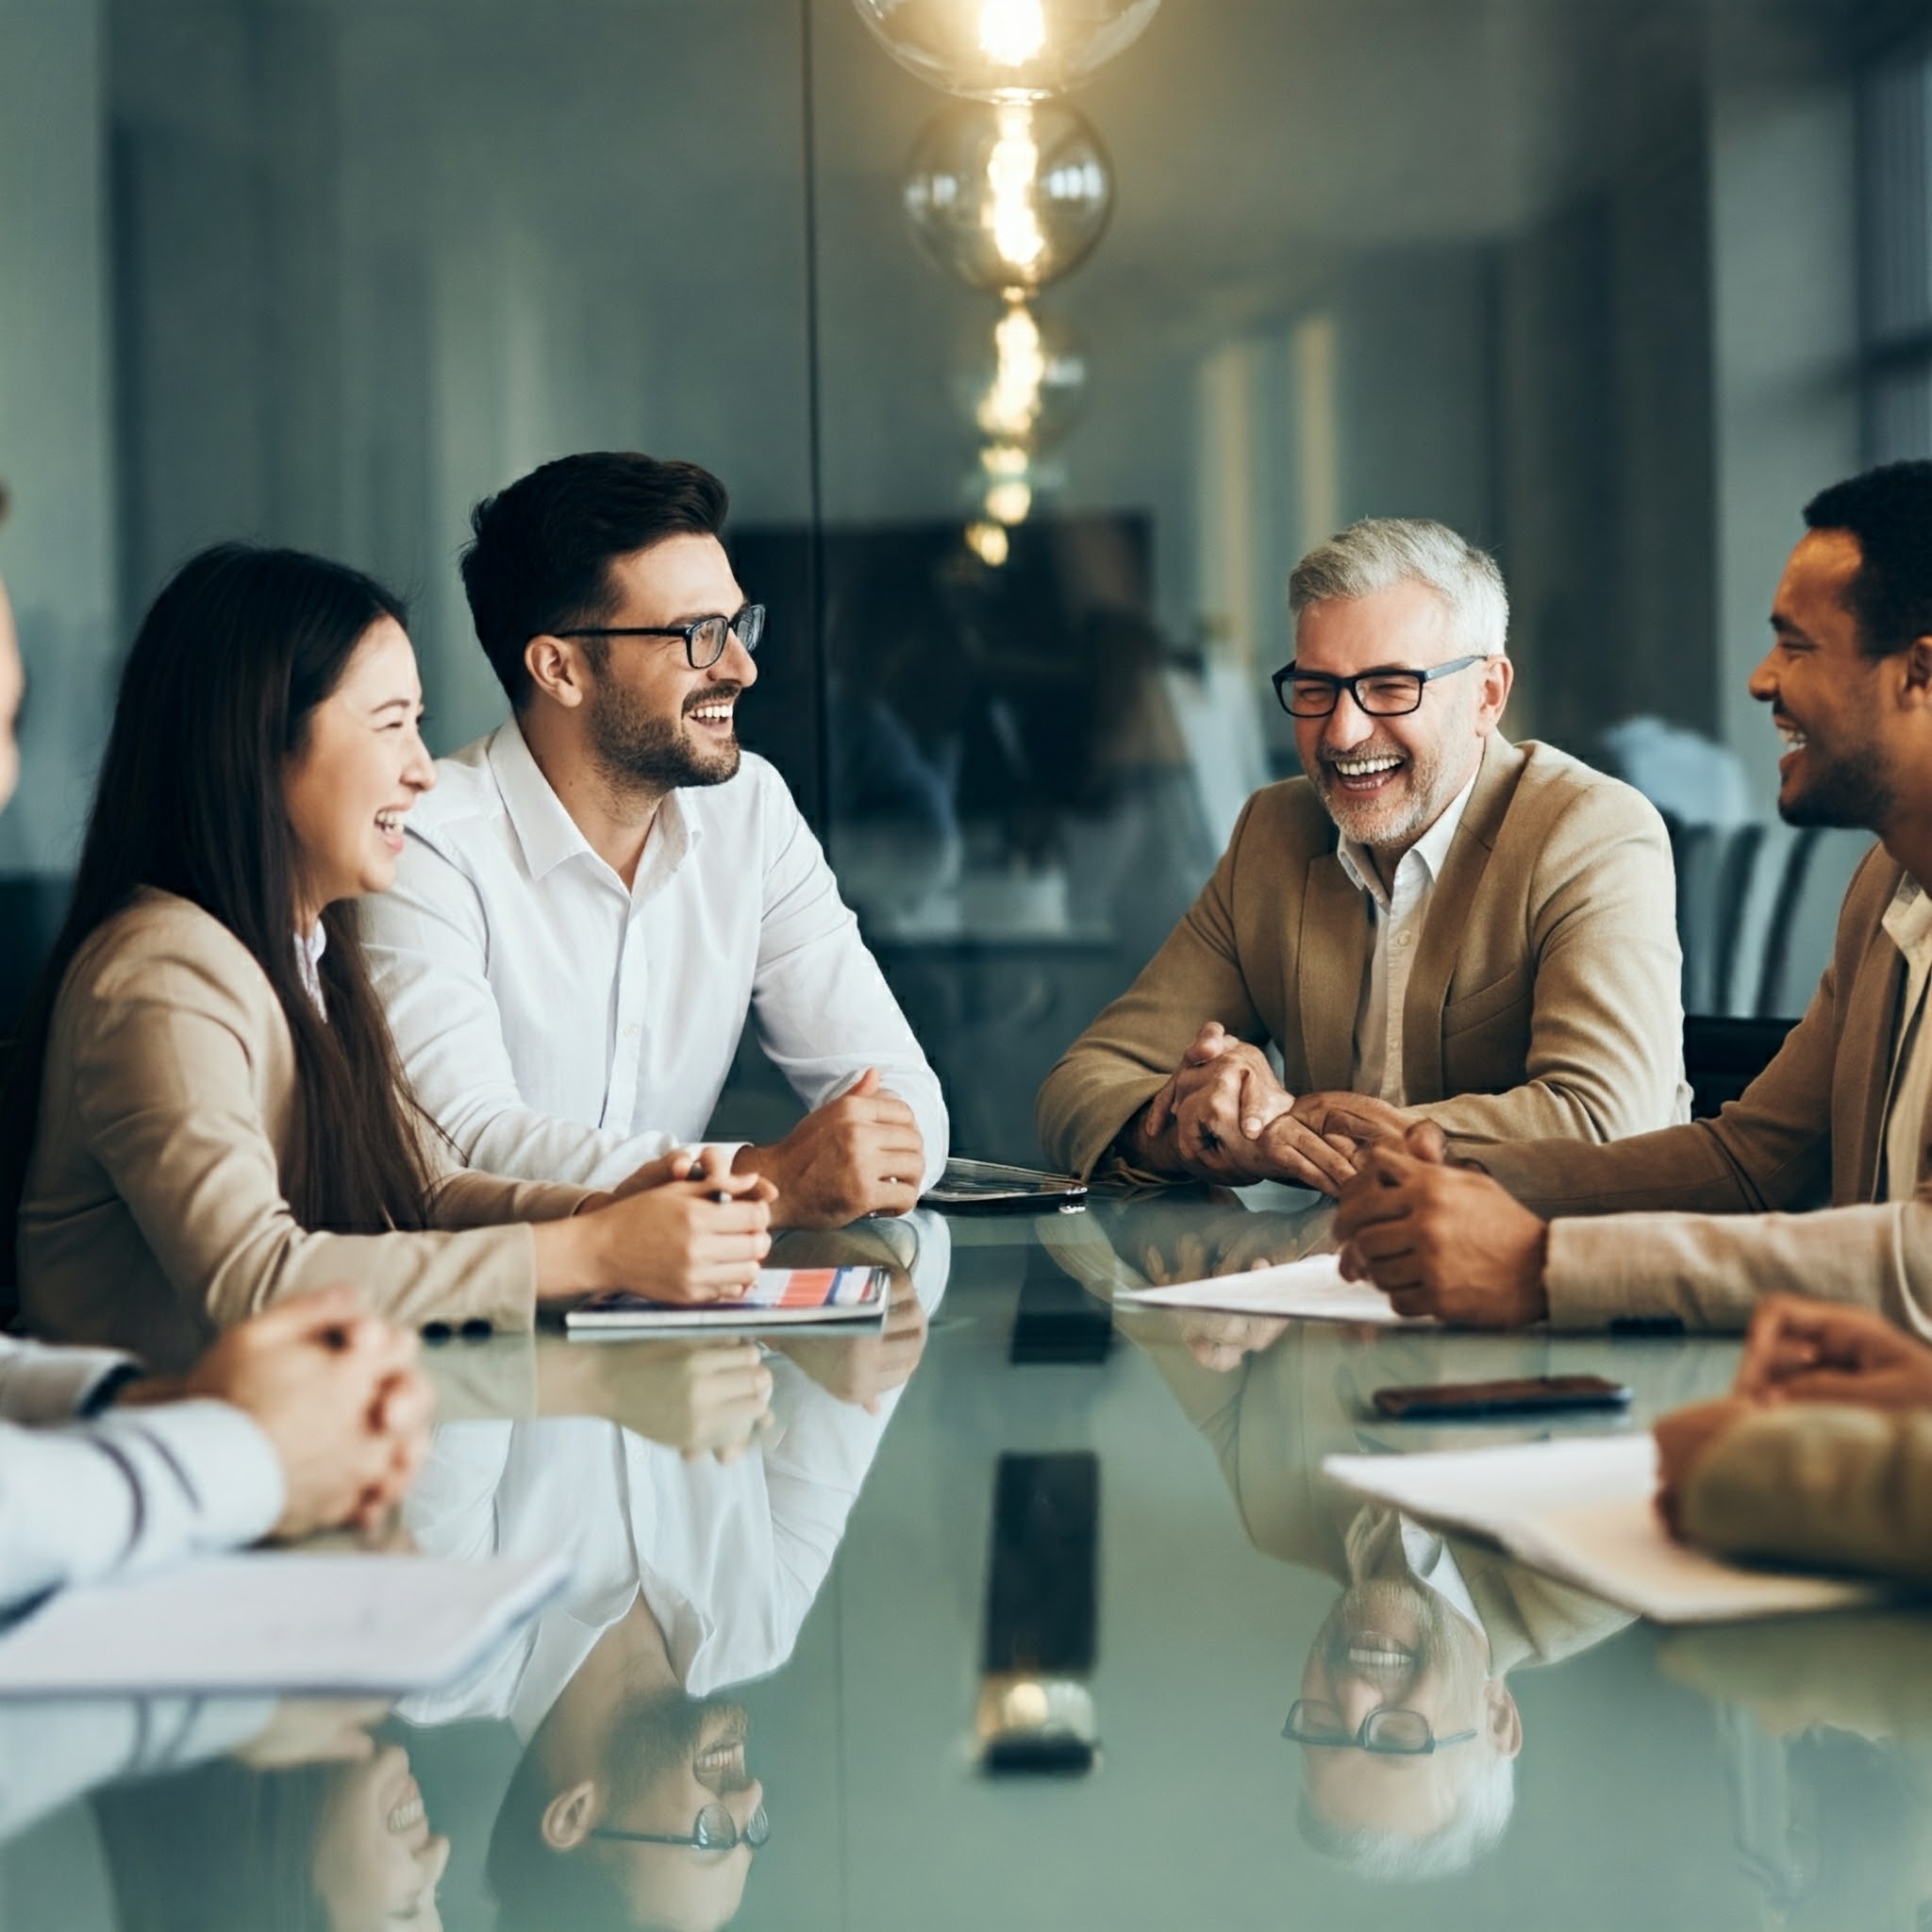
top-left (1132, 1022), bottom-right (1413, 1194)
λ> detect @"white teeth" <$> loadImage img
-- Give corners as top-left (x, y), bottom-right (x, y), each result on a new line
top-left (375, 811), bottom-right (401, 832)
top-left (1777, 726), bottom-right (1807, 750)
top-left (1332, 757), bottom-right (1401, 777)
top-left (387, 1795), bottom-right (424, 1833)
top-left (691, 705), bottom-right (733, 722)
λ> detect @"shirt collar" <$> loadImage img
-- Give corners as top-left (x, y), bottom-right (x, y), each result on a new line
top-left (486, 714), bottom-right (704, 891)
top-left (294, 923), bottom-right (327, 1015)
top-left (1335, 760), bottom-right (1481, 908)
top-left (1883, 873), bottom-right (1932, 961)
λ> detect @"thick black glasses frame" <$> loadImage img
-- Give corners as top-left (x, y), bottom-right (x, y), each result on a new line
top-left (1282, 1701), bottom-right (1478, 1755)
top-left (1271, 653), bottom-right (1485, 718)
top-left (558, 602), bottom-right (766, 671)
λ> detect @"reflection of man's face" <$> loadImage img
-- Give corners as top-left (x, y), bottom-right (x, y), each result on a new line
top-left (1296, 1578), bottom-right (1514, 1840)
top-left (594, 1695), bottom-right (762, 1932)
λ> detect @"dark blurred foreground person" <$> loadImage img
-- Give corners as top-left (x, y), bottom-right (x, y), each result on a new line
top-left (1657, 1295), bottom-right (1932, 1585)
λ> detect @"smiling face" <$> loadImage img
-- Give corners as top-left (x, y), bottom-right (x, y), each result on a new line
top-left (310, 1742), bottom-right (451, 1932)
top-left (1751, 528), bottom-right (1903, 833)
top-left (282, 618), bottom-right (435, 928)
top-left (575, 534), bottom-right (758, 798)
top-left (1296, 1577), bottom-right (1517, 1841)
top-left (1292, 581), bottom-right (1510, 858)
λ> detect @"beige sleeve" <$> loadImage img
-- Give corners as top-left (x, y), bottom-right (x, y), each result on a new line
top-left (1542, 1194), bottom-right (1932, 1334)
top-left (1678, 1404), bottom-right (1932, 1584)
top-left (1035, 794), bottom-right (1270, 1176)
top-left (70, 944), bottom-right (560, 1335)
top-left (1417, 784), bottom-right (1689, 1145)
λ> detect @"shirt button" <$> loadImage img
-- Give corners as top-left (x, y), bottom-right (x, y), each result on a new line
top-left (623, 1024), bottom-right (640, 1040)
top-left (1397, 932), bottom-right (1414, 948)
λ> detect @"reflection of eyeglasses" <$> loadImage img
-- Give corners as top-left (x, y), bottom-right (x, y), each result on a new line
top-left (558, 603), bottom-right (766, 671)
top-left (591, 1802), bottom-right (771, 1853)
top-left (1283, 1700), bottom-right (1477, 1755)
top-left (1271, 655), bottom-right (1485, 718)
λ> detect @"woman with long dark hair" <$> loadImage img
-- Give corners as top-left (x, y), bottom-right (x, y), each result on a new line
top-left (2, 543), bottom-right (769, 1368)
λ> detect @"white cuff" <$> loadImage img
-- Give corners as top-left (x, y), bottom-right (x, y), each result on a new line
top-left (0, 1341), bottom-right (142, 1425)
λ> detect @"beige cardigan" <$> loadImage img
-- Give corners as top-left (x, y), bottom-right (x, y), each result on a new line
top-left (18, 891), bottom-right (588, 1370)
top-left (1036, 734), bottom-right (1688, 1176)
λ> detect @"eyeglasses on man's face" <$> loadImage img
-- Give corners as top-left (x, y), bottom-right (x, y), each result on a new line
top-left (1271, 653), bottom-right (1485, 719)
top-left (1283, 1700), bottom-right (1477, 1755)
top-left (589, 1800), bottom-right (771, 1853)
top-left (557, 602), bottom-right (766, 672)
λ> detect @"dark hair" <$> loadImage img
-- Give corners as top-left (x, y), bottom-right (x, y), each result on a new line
top-left (1802, 459), bottom-right (1932, 658)
top-left (460, 452), bottom-right (730, 708)
top-left (0, 542), bottom-right (435, 1268)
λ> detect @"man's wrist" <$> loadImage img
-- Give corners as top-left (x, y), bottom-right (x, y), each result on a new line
top-left (1523, 1222), bottom-right (1553, 1324)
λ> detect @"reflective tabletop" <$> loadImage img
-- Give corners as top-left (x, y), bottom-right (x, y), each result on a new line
top-left (6, 1191), bottom-right (1929, 1932)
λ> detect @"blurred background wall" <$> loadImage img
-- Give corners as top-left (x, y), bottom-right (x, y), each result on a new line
top-left (1, 0), bottom-right (1928, 1156)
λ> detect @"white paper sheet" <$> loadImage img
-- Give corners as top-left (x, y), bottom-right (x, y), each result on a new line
top-left (0, 1552), bottom-right (571, 1696)
top-left (1114, 1253), bottom-right (1424, 1326)
top-left (1323, 1436), bottom-right (1883, 1624)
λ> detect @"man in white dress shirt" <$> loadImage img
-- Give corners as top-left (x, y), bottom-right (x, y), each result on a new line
top-left (361, 453), bottom-right (946, 1229)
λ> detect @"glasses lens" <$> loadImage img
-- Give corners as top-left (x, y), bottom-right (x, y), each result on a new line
top-left (692, 1802), bottom-right (737, 1850)
top-left (735, 604), bottom-right (765, 655)
top-left (1355, 674), bottom-right (1425, 715)
top-left (1284, 1699), bottom-right (1347, 1742)
top-left (1364, 1708), bottom-right (1432, 1753)
top-left (745, 1805), bottom-right (771, 1849)
top-left (689, 616), bottom-right (729, 669)
top-left (1283, 678), bottom-right (1337, 717)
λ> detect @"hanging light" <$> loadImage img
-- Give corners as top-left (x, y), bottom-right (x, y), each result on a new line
top-left (964, 519), bottom-right (1012, 567)
top-left (851, 0), bottom-right (1161, 103)
top-left (957, 298), bottom-right (1086, 449)
top-left (904, 101), bottom-right (1112, 298)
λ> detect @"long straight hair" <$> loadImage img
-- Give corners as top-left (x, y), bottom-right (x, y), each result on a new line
top-left (0, 542), bottom-right (436, 1268)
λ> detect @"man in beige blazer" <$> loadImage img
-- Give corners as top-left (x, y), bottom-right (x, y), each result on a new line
top-left (1334, 460), bottom-right (1932, 1333)
top-left (1036, 518), bottom-right (1687, 1190)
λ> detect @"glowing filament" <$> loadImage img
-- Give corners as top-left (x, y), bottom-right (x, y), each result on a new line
top-left (985, 477), bottom-right (1033, 525)
top-left (978, 0), bottom-right (1047, 68)
top-left (985, 104), bottom-right (1044, 279)
top-left (966, 520), bottom-right (1011, 567)
top-left (977, 302), bottom-right (1047, 441)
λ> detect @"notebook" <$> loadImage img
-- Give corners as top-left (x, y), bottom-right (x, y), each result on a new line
top-left (565, 1264), bottom-right (891, 1333)
top-left (1323, 1435), bottom-right (1884, 1624)
top-left (0, 1552), bottom-right (571, 1696)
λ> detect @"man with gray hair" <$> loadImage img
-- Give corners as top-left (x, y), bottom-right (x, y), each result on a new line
top-left (1037, 516), bottom-right (1686, 1190)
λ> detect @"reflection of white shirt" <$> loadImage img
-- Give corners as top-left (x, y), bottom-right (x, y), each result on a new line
top-left (1880, 877), bottom-right (1932, 1202)
top-left (360, 720), bottom-right (947, 1190)
top-left (1336, 769), bottom-right (1479, 1103)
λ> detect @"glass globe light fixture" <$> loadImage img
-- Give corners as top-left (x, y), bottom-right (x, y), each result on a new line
top-left (965, 441), bottom-right (1061, 525)
top-left (904, 101), bottom-right (1112, 298)
top-left (964, 519), bottom-right (1011, 567)
top-left (851, 0), bottom-right (1161, 104)
top-left (955, 298), bottom-right (1087, 450)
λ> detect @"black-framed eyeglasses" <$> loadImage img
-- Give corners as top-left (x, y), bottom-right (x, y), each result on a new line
top-left (1283, 1700), bottom-right (1477, 1755)
top-left (558, 602), bottom-right (766, 671)
top-left (1271, 654), bottom-right (1485, 719)
top-left (590, 1802), bottom-right (770, 1854)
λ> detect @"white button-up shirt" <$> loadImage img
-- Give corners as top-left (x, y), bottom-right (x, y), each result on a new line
top-left (359, 721), bottom-right (948, 1191)
top-left (1880, 875), bottom-right (1932, 1202)
top-left (1335, 768), bottom-right (1480, 1104)
top-left (0, 1338), bottom-right (285, 1612)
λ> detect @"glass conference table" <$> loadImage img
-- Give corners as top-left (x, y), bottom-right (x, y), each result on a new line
top-left (4, 1187), bottom-right (1928, 1932)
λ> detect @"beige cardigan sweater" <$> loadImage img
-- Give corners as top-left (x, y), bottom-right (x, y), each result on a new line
top-left (18, 891), bottom-right (588, 1371)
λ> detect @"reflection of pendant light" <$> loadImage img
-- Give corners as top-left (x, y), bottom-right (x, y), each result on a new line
top-left (904, 102), bottom-right (1112, 297)
top-left (964, 518), bottom-right (1011, 567)
top-left (959, 298), bottom-right (1086, 448)
top-left (851, 0), bottom-right (1161, 103)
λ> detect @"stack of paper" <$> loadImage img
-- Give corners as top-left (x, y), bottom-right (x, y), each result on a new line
top-left (0, 1553), bottom-right (570, 1696)
top-left (1115, 1253), bottom-right (1423, 1326)
top-left (1323, 1436), bottom-right (1884, 1624)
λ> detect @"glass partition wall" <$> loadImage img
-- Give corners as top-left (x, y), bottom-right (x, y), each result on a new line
top-left (0, 0), bottom-right (1926, 1158)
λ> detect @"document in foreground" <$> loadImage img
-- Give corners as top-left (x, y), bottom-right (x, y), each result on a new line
top-left (1323, 1435), bottom-right (1883, 1624)
top-left (0, 1553), bottom-right (570, 1696)
top-left (1114, 1253), bottom-right (1424, 1326)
